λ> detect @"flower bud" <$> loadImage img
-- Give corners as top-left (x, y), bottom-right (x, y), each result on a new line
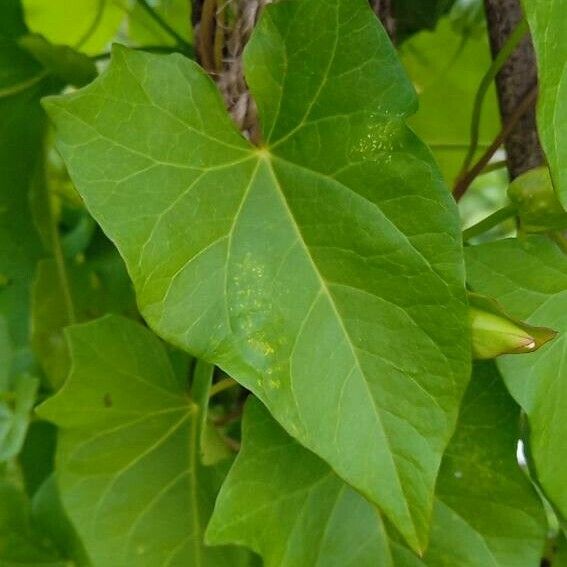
top-left (469, 294), bottom-right (556, 360)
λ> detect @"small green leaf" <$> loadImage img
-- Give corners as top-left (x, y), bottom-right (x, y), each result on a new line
top-left (522, 0), bottom-right (567, 207)
top-left (0, 374), bottom-right (38, 461)
top-left (208, 362), bottom-right (546, 567)
top-left (37, 315), bottom-right (253, 566)
top-left (31, 232), bottom-right (138, 389)
top-left (45, 0), bottom-right (471, 550)
top-left (466, 236), bottom-right (567, 522)
top-left (469, 293), bottom-right (556, 359)
top-left (19, 34), bottom-right (97, 87)
top-left (0, 479), bottom-right (67, 565)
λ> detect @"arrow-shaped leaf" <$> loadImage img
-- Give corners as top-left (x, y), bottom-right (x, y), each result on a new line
top-left (44, 0), bottom-right (471, 549)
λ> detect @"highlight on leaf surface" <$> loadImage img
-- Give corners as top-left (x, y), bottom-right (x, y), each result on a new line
top-left (43, 0), bottom-right (472, 551)
top-left (469, 293), bottom-right (557, 359)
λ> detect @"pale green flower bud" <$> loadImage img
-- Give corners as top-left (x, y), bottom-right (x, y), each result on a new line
top-left (469, 294), bottom-right (556, 360)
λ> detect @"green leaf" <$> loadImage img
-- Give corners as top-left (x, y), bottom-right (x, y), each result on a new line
top-left (466, 236), bottom-right (567, 521)
top-left (0, 27), bottom-right (47, 368)
top-left (0, 479), bottom-right (67, 565)
top-left (207, 396), bottom-right (394, 567)
top-left (522, 0), bottom-right (567, 207)
top-left (208, 362), bottom-right (546, 567)
top-left (400, 15), bottom-right (500, 183)
top-left (0, 374), bottom-right (38, 462)
top-left (19, 34), bottom-right (97, 87)
top-left (37, 315), bottom-right (252, 566)
top-left (22, 0), bottom-right (124, 54)
top-left (31, 231), bottom-right (138, 389)
top-left (412, 362), bottom-right (546, 566)
top-left (44, 0), bottom-right (471, 550)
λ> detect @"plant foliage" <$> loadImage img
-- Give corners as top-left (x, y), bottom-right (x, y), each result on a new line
top-left (1, 0), bottom-right (567, 565)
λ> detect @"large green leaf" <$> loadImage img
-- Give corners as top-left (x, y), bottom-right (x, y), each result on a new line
top-left (44, 0), bottom-right (471, 550)
top-left (38, 315), bottom-right (252, 566)
top-left (522, 1), bottom-right (567, 206)
top-left (208, 363), bottom-right (546, 567)
top-left (466, 237), bottom-right (567, 522)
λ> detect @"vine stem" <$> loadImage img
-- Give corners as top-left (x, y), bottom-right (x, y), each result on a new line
top-left (462, 205), bottom-right (516, 241)
top-left (453, 84), bottom-right (538, 201)
top-left (458, 17), bottom-right (528, 178)
top-left (136, 0), bottom-right (193, 52)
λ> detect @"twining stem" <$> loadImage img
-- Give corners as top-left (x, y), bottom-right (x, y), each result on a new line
top-left (198, 0), bottom-right (217, 72)
top-left (462, 205), bottom-right (516, 241)
top-left (213, 0), bottom-right (225, 73)
top-left (458, 18), bottom-right (528, 178)
top-left (454, 84), bottom-right (538, 201)
top-left (136, 0), bottom-right (193, 52)
top-left (209, 377), bottom-right (237, 398)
